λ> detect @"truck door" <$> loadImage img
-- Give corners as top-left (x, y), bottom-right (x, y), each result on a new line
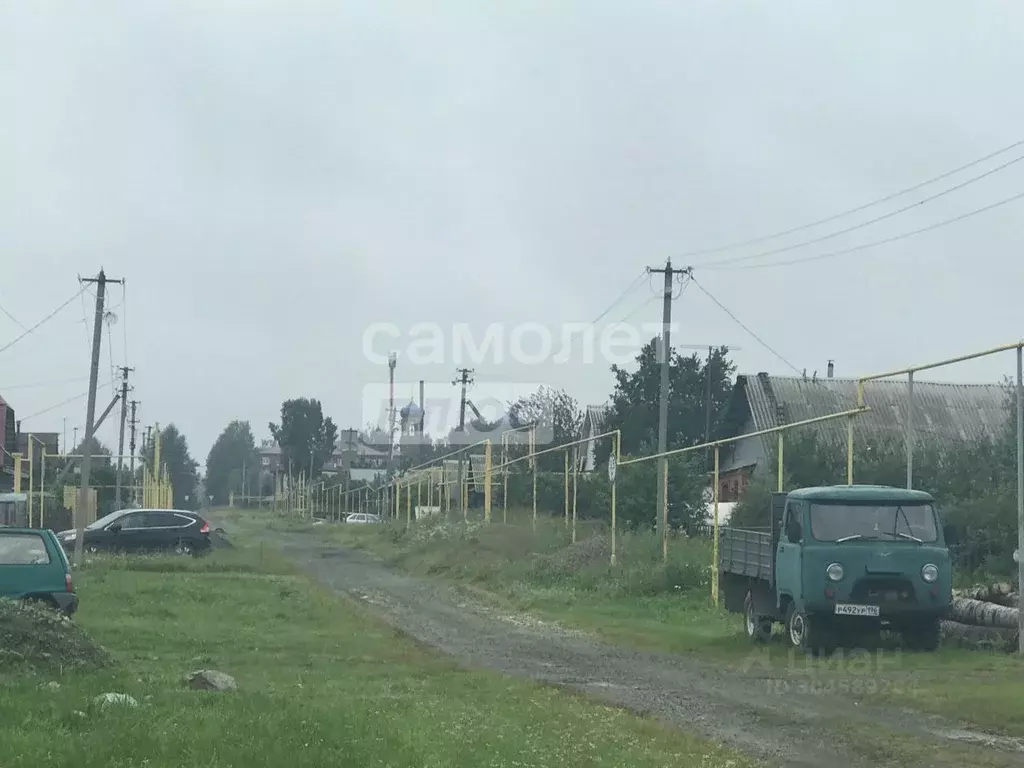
top-left (775, 499), bottom-right (803, 608)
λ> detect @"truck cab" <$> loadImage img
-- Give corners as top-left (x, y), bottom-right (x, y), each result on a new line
top-left (720, 485), bottom-right (953, 652)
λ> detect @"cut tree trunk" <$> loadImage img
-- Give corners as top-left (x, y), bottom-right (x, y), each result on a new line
top-left (940, 621), bottom-right (1018, 652)
top-left (950, 597), bottom-right (1020, 629)
top-left (953, 583), bottom-right (1017, 607)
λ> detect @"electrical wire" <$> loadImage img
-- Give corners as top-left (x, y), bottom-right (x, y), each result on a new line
top-left (693, 152), bottom-right (1024, 268)
top-left (18, 380), bottom-right (113, 422)
top-left (0, 298), bottom-right (27, 331)
top-left (690, 275), bottom-right (857, 408)
top-left (589, 269), bottom-right (650, 325)
top-left (679, 136), bottom-right (1024, 258)
top-left (77, 277), bottom-right (92, 349)
top-left (0, 375), bottom-right (91, 390)
top-left (0, 287), bottom-right (87, 355)
top-left (702, 188), bottom-right (1024, 271)
top-left (690, 276), bottom-right (801, 376)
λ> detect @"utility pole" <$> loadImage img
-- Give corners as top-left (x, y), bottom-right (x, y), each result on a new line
top-left (114, 365), bottom-right (133, 510)
top-left (75, 269), bottom-right (123, 567)
top-left (128, 399), bottom-right (140, 505)
top-left (453, 368), bottom-right (473, 515)
top-left (646, 261), bottom-right (691, 556)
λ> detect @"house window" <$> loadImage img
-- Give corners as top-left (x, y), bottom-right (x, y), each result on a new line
top-left (262, 456), bottom-right (270, 466)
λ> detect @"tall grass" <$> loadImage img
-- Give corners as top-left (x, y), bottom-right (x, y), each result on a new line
top-left (338, 511), bottom-right (714, 599)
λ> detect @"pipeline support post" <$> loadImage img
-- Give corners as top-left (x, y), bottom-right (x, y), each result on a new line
top-left (563, 450), bottom-right (569, 527)
top-left (712, 444), bottom-right (720, 605)
top-left (501, 435), bottom-right (508, 523)
top-left (906, 370), bottom-right (915, 489)
top-left (777, 432), bottom-right (784, 492)
top-left (1017, 344), bottom-right (1023, 655)
top-left (484, 440), bottom-right (492, 523)
top-left (531, 425), bottom-right (537, 532)
top-left (12, 453), bottom-right (23, 494)
top-left (610, 431), bottom-right (619, 566)
top-left (571, 445), bottom-right (578, 544)
top-left (27, 436), bottom-right (34, 527)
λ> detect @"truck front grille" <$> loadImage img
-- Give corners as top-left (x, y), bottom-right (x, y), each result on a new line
top-left (850, 576), bottom-right (917, 605)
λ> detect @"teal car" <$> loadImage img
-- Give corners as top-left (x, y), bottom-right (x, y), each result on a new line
top-left (0, 527), bottom-right (78, 614)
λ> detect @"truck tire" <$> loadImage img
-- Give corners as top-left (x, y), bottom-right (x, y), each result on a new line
top-left (785, 603), bottom-right (834, 655)
top-left (744, 591), bottom-right (772, 643)
top-left (902, 619), bottom-right (940, 651)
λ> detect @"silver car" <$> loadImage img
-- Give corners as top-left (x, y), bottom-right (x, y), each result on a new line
top-left (344, 513), bottom-right (382, 524)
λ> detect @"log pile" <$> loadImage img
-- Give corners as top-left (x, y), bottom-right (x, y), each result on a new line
top-left (942, 584), bottom-right (1020, 652)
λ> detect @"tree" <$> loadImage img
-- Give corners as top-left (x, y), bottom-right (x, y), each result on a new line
top-left (205, 420), bottom-right (260, 505)
top-left (507, 386), bottom-right (584, 471)
top-left (142, 424), bottom-right (200, 510)
top-left (269, 398), bottom-right (338, 481)
top-left (596, 342), bottom-right (735, 466)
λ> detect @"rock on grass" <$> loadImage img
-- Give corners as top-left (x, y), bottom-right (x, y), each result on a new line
top-left (0, 598), bottom-right (111, 674)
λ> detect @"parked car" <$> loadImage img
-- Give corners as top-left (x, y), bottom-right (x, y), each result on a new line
top-left (0, 527), bottom-right (77, 614)
top-left (57, 508), bottom-right (212, 556)
top-left (345, 513), bottom-right (382, 524)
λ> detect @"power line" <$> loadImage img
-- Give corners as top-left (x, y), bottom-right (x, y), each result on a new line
top-left (691, 275), bottom-right (856, 409)
top-left (0, 298), bottom-right (27, 331)
top-left (679, 136), bottom-right (1024, 258)
top-left (18, 380), bottom-right (112, 422)
top-left (693, 151), bottom-right (1024, 268)
top-left (0, 287), bottom-right (87, 355)
top-left (0, 375), bottom-right (91, 390)
top-left (703, 188), bottom-right (1024, 271)
top-left (690, 276), bottom-right (803, 377)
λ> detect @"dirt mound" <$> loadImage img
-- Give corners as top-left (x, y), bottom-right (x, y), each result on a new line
top-left (0, 599), bottom-right (111, 673)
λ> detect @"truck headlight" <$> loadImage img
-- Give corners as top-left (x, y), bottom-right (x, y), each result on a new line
top-left (921, 564), bottom-right (938, 583)
top-left (826, 562), bottom-right (844, 581)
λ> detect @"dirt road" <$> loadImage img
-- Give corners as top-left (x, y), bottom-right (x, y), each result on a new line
top-left (261, 527), bottom-right (1024, 767)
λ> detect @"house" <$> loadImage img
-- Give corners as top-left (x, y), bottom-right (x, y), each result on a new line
top-left (0, 396), bottom-right (16, 491)
top-left (257, 431), bottom-right (390, 479)
top-left (581, 404), bottom-right (610, 471)
top-left (715, 372), bottom-right (1010, 502)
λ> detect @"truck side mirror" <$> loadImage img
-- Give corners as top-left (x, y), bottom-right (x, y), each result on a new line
top-left (786, 520), bottom-right (802, 542)
top-left (943, 524), bottom-right (957, 545)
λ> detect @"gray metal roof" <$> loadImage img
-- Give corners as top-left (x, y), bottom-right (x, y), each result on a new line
top-left (584, 403), bottom-right (610, 431)
top-left (732, 373), bottom-right (1009, 451)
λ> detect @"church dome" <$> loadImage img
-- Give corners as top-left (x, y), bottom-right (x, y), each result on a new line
top-left (400, 400), bottom-right (422, 419)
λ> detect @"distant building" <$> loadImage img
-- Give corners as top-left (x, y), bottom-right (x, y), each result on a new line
top-left (16, 432), bottom-right (60, 464)
top-left (0, 396), bottom-right (17, 491)
top-left (581, 404), bottom-right (610, 471)
top-left (715, 372), bottom-right (1010, 502)
top-left (257, 431), bottom-right (390, 485)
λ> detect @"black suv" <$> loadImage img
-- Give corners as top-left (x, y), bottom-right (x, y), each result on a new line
top-left (57, 508), bottom-right (212, 556)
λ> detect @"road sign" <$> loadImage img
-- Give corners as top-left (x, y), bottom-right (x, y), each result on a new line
top-left (607, 455), bottom-right (617, 483)
top-left (1014, 549), bottom-right (1019, 564)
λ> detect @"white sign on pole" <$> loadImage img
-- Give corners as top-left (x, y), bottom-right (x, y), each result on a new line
top-left (607, 455), bottom-right (617, 483)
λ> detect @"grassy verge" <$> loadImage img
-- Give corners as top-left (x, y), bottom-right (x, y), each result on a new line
top-left (0, 537), bottom-right (755, 767)
top-left (302, 510), bottom-right (1024, 737)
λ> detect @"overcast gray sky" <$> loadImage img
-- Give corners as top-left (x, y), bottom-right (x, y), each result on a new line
top-left (2, 1), bottom-right (1023, 465)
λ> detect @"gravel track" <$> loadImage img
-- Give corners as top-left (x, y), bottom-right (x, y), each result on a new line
top-left (261, 528), bottom-right (1024, 767)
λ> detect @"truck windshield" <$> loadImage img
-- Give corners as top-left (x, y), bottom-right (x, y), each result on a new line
top-left (809, 503), bottom-right (937, 543)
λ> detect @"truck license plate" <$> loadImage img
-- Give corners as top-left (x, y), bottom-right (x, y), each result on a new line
top-left (834, 603), bottom-right (880, 617)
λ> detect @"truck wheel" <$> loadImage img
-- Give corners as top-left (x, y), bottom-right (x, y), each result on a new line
top-left (785, 603), bottom-right (833, 655)
top-left (902, 619), bottom-right (940, 651)
top-left (744, 591), bottom-right (772, 643)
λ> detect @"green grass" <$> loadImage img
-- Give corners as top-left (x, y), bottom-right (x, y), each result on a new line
top-left (304, 510), bottom-right (1024, 737)
top-left (0, 539), bottom-right (755, 767)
